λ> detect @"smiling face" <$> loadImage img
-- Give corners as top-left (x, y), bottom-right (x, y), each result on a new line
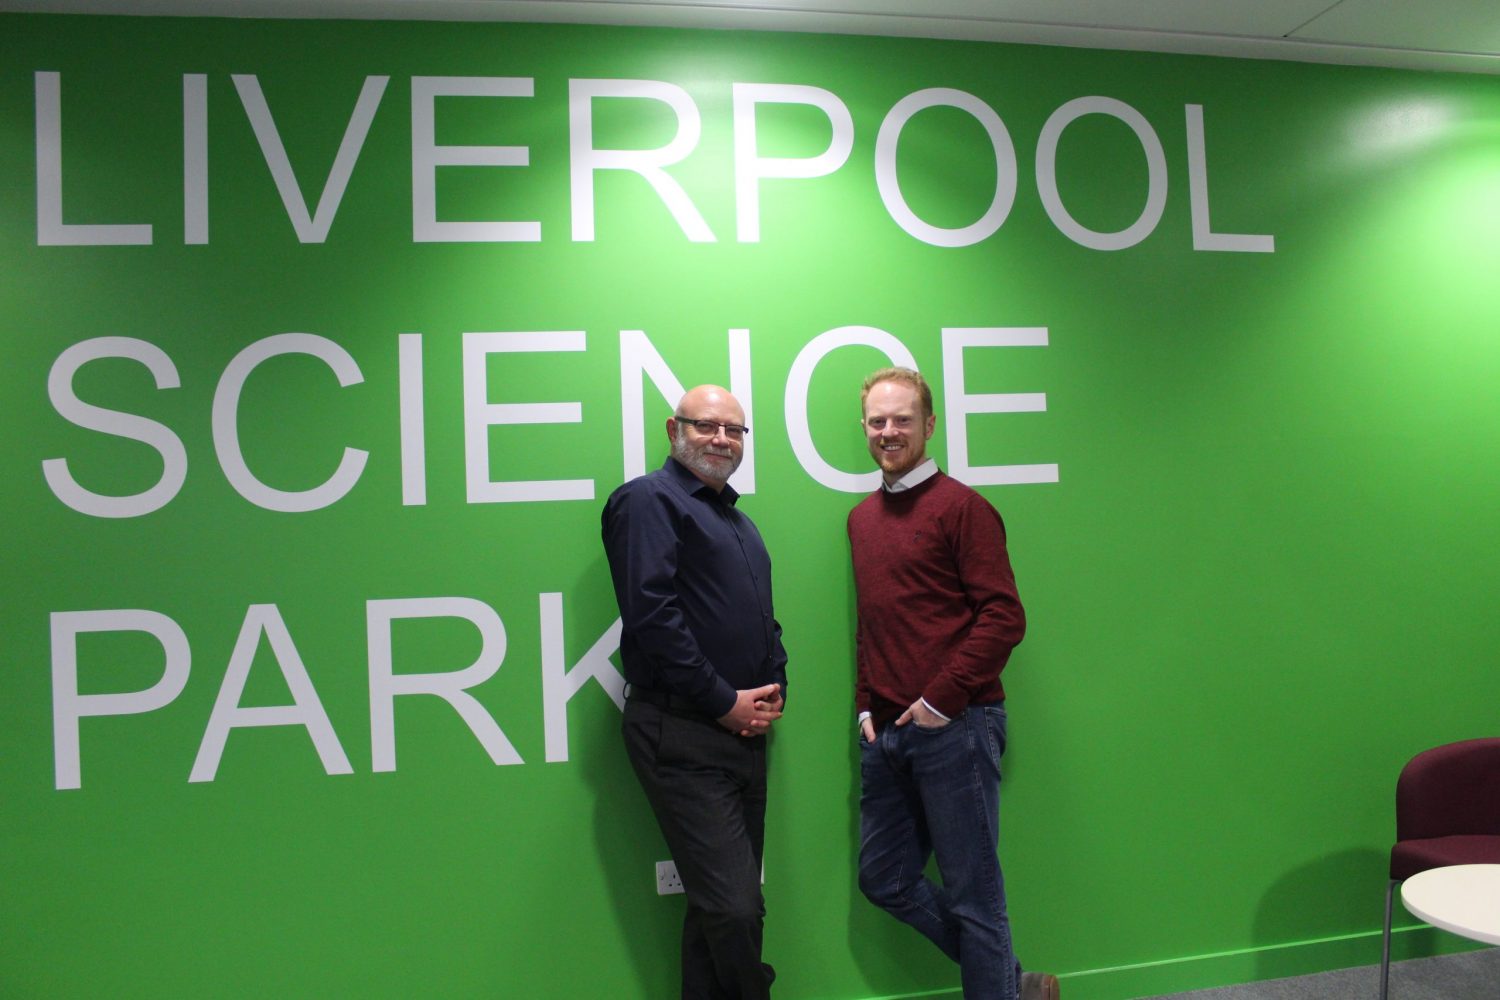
top-left (666, 385), bottom-right (745, 490)
top-left (862, 379), bottom-right (935, 484)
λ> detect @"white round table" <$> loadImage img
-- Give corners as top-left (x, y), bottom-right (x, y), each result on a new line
top-left (1401, 863), bottom-right (1500, 946)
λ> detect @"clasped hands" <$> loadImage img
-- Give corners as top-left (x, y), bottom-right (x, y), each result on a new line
top-left (718, 683), bottom-right (783, 737)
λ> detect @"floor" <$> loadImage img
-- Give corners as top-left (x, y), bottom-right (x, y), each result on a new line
top-left (1139, 947), bottom-right (1500, 1000)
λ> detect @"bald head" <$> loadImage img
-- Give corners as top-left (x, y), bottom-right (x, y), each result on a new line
top-left (667, 384), bottom-right (746, 490)
top-left (677, 385), bottom-right (743, 425)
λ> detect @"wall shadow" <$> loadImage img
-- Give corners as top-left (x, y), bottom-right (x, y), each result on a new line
top-left (571, 552), bottom-right (683, 996)
top-left (1252, 846), bottom-right (1395, 981)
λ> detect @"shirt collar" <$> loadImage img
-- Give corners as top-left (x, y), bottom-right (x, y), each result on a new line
top-left (882, 458), bottom-right (939, 493)
top-left (664, 456), bottom-right (739, 505)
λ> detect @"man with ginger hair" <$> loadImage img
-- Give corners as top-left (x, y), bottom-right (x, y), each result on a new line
top-left (848, 367), bottom-right (1058, 1000)
top-left (603, 384), bottom-right (787, 999)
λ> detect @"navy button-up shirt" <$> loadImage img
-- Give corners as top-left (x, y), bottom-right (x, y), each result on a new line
top-left (601, 457), bottom-right (788, 719)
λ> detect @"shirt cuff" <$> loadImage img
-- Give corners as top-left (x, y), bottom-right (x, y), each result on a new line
top-left (919, 698), bottom-right (951, 723)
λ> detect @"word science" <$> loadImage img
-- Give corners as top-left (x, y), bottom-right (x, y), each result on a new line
top-left (44, 325), bottom-right (1060, 515)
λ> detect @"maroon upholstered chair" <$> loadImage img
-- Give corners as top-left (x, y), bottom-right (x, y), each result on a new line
top-left (1379, 737), bottom-right (1500, 1000)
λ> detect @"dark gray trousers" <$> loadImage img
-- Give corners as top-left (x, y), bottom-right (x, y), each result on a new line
top-left (622, 698), bottom-right (773, 1000)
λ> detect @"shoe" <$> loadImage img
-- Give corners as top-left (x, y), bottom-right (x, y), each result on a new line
top-left (1019, 970), bottom-right (1060, 1000)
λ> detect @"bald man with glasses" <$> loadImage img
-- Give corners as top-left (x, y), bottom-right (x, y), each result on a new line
top-left (603, 384), bottom-right (789, 999)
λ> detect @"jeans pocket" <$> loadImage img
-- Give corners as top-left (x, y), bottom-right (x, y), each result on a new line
top-left (982, 704), bottom-right (1008, 758)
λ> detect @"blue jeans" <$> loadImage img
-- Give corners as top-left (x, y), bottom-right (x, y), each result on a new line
top-left (859, 704), bottom-right (1020, 999)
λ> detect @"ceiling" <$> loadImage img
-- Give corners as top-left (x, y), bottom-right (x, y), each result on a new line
top-left (5, 0), bottom-right (1500, 74)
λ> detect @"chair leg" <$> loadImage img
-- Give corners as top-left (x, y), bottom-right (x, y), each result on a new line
top-left (1379, 878), bottom-right (1397, 1000)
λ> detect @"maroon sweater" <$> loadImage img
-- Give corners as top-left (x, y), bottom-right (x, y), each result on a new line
top-left (848, 471), bottom-right (1025, 730)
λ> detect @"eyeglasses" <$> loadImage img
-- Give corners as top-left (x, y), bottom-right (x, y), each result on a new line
top-left (674, 414), bottom-right (750, 440)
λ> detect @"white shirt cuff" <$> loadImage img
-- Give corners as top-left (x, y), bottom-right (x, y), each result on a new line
top-left (919, 698), bottom-right (950, 722)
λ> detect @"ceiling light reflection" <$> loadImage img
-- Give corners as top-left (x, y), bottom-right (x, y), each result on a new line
top-left (1347, 99), bottom-right (1454, 158)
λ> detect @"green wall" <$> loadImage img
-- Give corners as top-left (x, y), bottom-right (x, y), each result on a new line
top-left (3, 13), bottom-right (1498, 999)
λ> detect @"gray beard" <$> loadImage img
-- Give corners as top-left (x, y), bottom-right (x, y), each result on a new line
top-left (672, 430), bottom-right (741, 484)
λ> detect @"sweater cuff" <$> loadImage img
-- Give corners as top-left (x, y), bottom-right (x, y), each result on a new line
top-left (922, 677), bottom-right (968, 720)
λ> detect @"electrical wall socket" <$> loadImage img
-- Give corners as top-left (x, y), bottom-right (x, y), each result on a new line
top-left (655, 860), bottom-right (684, 895)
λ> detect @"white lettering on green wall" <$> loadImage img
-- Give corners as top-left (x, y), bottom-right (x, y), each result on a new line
top-left (213, 333), bottom-right (371, 513)
top-left (942, 328), bottom-right (1058, 485)
top-left (411, 76), bottom-right (540, 243)
top-left (43, 337), bottom-right (188, 518)
top-left (34, 72), bottom-right (153, 246)
top-left (232, 74), bottom-right (389, 244)
top-left (875, 88), bottom-right (1017, 248)
top-left (52, 609), bottom-right (190, 790)
top-left (1036, 96), bottom-right (1167, 251)
top-left (367, 597), bottom-right (522, 772)
top-left (570, 78), bottom-right (715, 242)
top-left (42, 323), bottom-right (1056, 514)
top-left (733, 83), bottom-right (854, 243)
top-left (49, 594), bottom-right (624, 787)
top-left (462, 331), bottom-right (594, 503)
top-left (191, 604), bottom-right (354, 783)
top-left (785, 325), bottom-right (917, 493)
top-left (32, 71), bottom-right (1275, 252)
top-left (618, 328), bottom-right (757, 494)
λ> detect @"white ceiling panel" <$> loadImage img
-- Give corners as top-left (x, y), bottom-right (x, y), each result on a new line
top-left (1290, 0), bottom-right (1500, 55)
top-left (3, 0), bottom-right (1498, 73)
top-left (564, 0), bottom-right (1343, 38)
